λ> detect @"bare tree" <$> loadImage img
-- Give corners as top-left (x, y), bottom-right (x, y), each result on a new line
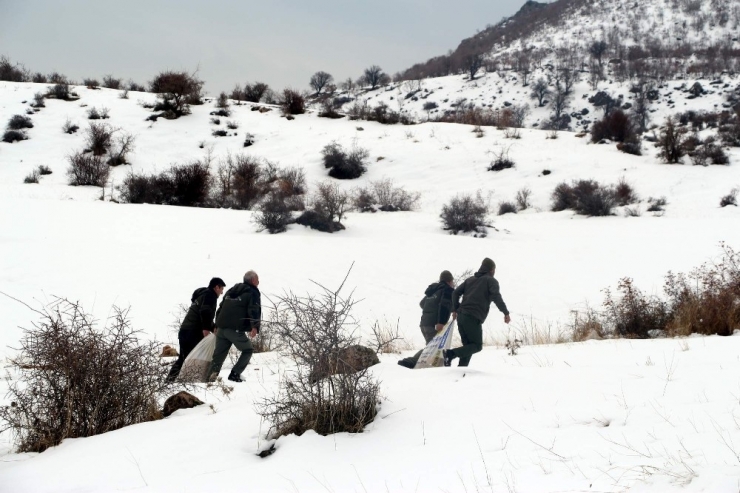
top-left (530, 77), bottom-right (551, 107)
top-left (310, 71), bottom-right (334, 95)
top-left (516, 52), bottom-right (532, 86)
top-left (244, 82), bottom-right (269, 103)
top-left (631, 80), bottom-right (654, 133)
top-left (589, 40), bottom-right (608, 69)
top-left (149, 70), bottom-right (203, 117)
top-left (464, 52), bottom-right (485, 80)
top-left (363, 65), bottom-right (385, 89)
top-left (550, 83), bottom-right (571, 129)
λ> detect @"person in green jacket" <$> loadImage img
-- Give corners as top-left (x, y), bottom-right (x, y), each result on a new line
top-left (443, 258), bottom-right (510, 367)
top-left (398, 270), bottom-right (455, 369)
top-left (209, 270), bottom-right (262, 383)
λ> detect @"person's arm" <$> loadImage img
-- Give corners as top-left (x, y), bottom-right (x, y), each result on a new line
top-left (199, 291), bottom-right (217, 333)
top-left (247, 290), bottom-right (261, 333)
top-left (452, 281), bottom-right (465, 312)
top-left (488, 278), bottom-right (510, 316)
top-left (437, 288), bottom-right (453, 327)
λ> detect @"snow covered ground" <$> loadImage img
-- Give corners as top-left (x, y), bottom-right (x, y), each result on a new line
top-left (1, 79), bottom-right (740, 492)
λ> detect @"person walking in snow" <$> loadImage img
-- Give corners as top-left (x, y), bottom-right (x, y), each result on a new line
top-left (443, 258), bottom-right (510, 367)
top-left (167, 277), bottom-right (226, 382)
top-left (209, 270), bottom-right (262, 383)
top-left (398, 270), bottom-right (455, 369)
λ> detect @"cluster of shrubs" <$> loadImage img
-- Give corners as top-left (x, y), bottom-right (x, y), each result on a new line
top-left (281, 89), bottom-right (306, 116)
top-left (656, 116), bottom-right (730, 165)
top-left (551, 178), bottom-right (637, 216)
top-left (347, 101), bottom-right (414, 125)
top-left (498, 188), bottom-right (531, 215)
top-left (432, 104), bottom-right (529, 129)
top-left (23, 165), bottom-right (52, 184)
top-left (573, 245), bottom-right (740, 339)
top-left (590, 110), bottom-right (642, 155)
top-left (230, 82), bottom-right (271, 103)
top-left (66, 123), bottom-right (136, 186)
top-left (3, 114), bottom-right (33, 143)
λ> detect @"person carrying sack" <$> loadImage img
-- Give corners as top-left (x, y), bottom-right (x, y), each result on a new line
top-left (209, 270), bottom-right (262, 383)
top-left (167, 277), bottom-right (226, 382)
top-left (398, 270), bottom-right (455, 369)
top-left (444, 258), bottom-right (510, 367)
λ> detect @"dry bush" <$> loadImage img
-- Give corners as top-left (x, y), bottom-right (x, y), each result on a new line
top-left (551, 179), bottom-right (630, 216)
top-left (570, 308), bottom-right (607, 342)
top-left (62, 119), bottom-right (79, 134)
top-left (243, 82), bottom-right (269, 103)
top-left (102, 75), bottom-right (122, 89)
top-left (120, 160), bottom-right (211, 206)
top-left (32, 92), bottom-right (45, 108)
top-left (352, 178), bottom-right (420, 212)
top-left (296, 181), bottom-right (350, 233)
top-left (663, 245), bottom-right (740, 336)
top-left (255, 192), bottom-right (293, 234)
top-left (488, 147), bottom-right (515, 171)
top-left (591, 110), bottom-right (635, 143)
top-left (2, 130), bottom-right (27, 143)
top-left (0, 300), bottom-right (172, 452)
top-left (107, 132), bottom-right (136, 166)
top-left (0, 55), bottom-right (28, 82)
top-left (440, 192), bottom-right (489, 234)
top-left (46, 83), bottom-right (77, 101)
top-left (87, 106), bottom-right (110, 120)
top-left (657, 117), bottom-right (688, 164)
top-left (37, 165), bottom-right (52, 175)
top-left (510, 317), bottom-right (568, 345)
top-left (498, 201), bottom-right (517, 215)
top-left (602, 278), bottom-right (671, 338)
top-left (23, 170), bottom-right (39, 184)
top-left (257, 272), bottom-right (380, 438)
top-left (85, 123), bottom-right (114, 156)
top-left (281, 89), bottom-right (305, 115)
top-left (322, 141), bottom-right (369, 179)
top-left (7, 114), bottom-right (33, 130)
top-left (720, 188), bottom-right (738, 207)
top-left (67, 152), bottom-right (108, 186)
top-left (515, 187), bottom-right (532, 210)
top-left (369, 319), bottom-right (410, 354)
top-left (149, 70), bottom-right (203, 118)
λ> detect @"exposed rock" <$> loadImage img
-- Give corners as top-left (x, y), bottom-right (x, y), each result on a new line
top-left (163, 391), bottom-right (204, 417)
top-left (309, 345), bottom-right (380, 383)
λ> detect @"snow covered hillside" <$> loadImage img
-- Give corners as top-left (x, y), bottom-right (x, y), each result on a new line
top-left (1, 70), bottom-right (740, 493)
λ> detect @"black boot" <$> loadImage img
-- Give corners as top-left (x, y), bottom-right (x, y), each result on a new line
top-left (442, 349), bottom-right (456, 367)
top-left (228, 372), bottom-right (243, 383)
top-left (397, 359), bottom-right (415, 369)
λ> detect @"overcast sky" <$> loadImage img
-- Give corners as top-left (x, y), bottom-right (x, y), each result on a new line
top-left (1, 0), bottom-right (538, 94)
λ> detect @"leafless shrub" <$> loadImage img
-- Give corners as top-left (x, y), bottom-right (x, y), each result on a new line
top-left (647, 196), bottom-right (668, 212)
top-left (281, 88), bottom-right (306, 115)
top-left (658, 117), bottom-right (688, 164)
top-left (310, 71), bottom-right (334, 95)
top-left (85, 123), bottom-right (114, 156)
top-left (62, 119), bottom-right (79, 134)
top-left (107, 132), bottom-right (136, 166)
top-left (7, 114), bottom-right (33, 130)
top-left (488, 146), bottom-right (515, 171)
top-left (37, 165), bottom-right (52, 175)
top-left (296, 181), bottom-right (351, 233)
top-left (570, 308), bottom-right (607, 342)
top-left (322, 141), bottom-right (369, 179)
top-left (23, 170), bottom-right (39, 184)
top-left (120, 159), bottom-right (211, 206)
top-left (2, 130), bottom-right (28, 143)
top-left (473, 125), bottom-right (485, 138)
top-left (226, 120), bottom-right (239, 130)
top-left (720, 188), bottom-right (738, 207)
top-left (257, 271), bottom-right (380, 438)
top-left (551, 179), bottom-right (627, 216)
top-left (67, 152), bottom-right (108, 186)
top-left (243, 82), bottom-right (269, 103)
top-left (353, 178), bottom-right (420, 212)
top-left (515, 187), bottom-right (532, 210)
top-left (87, 106), bottom-right (110, 120)
top-left (32, 92), bottom-right (45, 108)
top-left (504, 127), bottom-right (521, 139)
top-left (255, 192), bottom-right (293, 234)
top-left (83, 78), bottom-right (100, 89)
top-left (102, 75), bottom-right (122, 89)
top-left (498, 201), bottom-right (517, 215)
top-left (0, 299), bottom-right (172, 452)
top-left (369, 319), bottom-right (409, 354)
top-left (440, 191), bottom-right (489, 235)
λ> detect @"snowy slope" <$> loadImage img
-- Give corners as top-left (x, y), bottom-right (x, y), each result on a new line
top-left (1, 79), bottom-right (740, 492)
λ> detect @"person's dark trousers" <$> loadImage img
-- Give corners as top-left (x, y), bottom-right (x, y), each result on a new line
top-left (399, 325), bottom-right (437, 368)
top-left (209, 328), bottom-right (254, 378)
top-left (453, 312), bottom-right (483, 367)
top-left (167, 330), bottom-right (205, 381)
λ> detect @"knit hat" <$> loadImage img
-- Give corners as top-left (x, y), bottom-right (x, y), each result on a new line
top-left (439, 270), bottom-right (454, 283)
top-left (208, 277), bottom-right (226, 289)
top-left (480, 258), bottom-right (496, 272)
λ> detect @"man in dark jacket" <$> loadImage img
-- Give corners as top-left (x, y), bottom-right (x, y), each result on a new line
top-left (209, 270), bottom-right (262, 383)
top-left (444, 258), bottom-right (510, 367)
top-left (167, 277), bottom-right (226, 382)
top-left (398, 270), bottom-right (455, 369)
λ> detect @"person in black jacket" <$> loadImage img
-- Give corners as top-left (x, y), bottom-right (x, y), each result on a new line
top-left (397, 270), bottom-right (455, 369)
top-left (209, 270), bottom-right (262, 383)
top-left (167, 277), bottom-right (226, 382)
top-left (443, 258), bottom-right (510, 367)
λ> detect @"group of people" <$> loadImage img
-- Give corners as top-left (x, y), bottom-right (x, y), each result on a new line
top-left (167, 271), bottom-right (262, 383)
top-left (167, 257), bottom-right (509, 383)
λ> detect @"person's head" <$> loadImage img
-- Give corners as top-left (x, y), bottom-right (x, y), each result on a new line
top-left (244, 270), bottom-right (259, 287)
top-left (209, 277), bottom-right (226, 296)
top-left (439, 270), bottom-right (454, 287)
top-left (480, 257), bottom-right (496, 275)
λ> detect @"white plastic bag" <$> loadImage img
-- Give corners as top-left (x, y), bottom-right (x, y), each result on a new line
top-left (414, 320), bottom-right (455, 369)
top-left (179, 333), bottom-right (216, 382)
